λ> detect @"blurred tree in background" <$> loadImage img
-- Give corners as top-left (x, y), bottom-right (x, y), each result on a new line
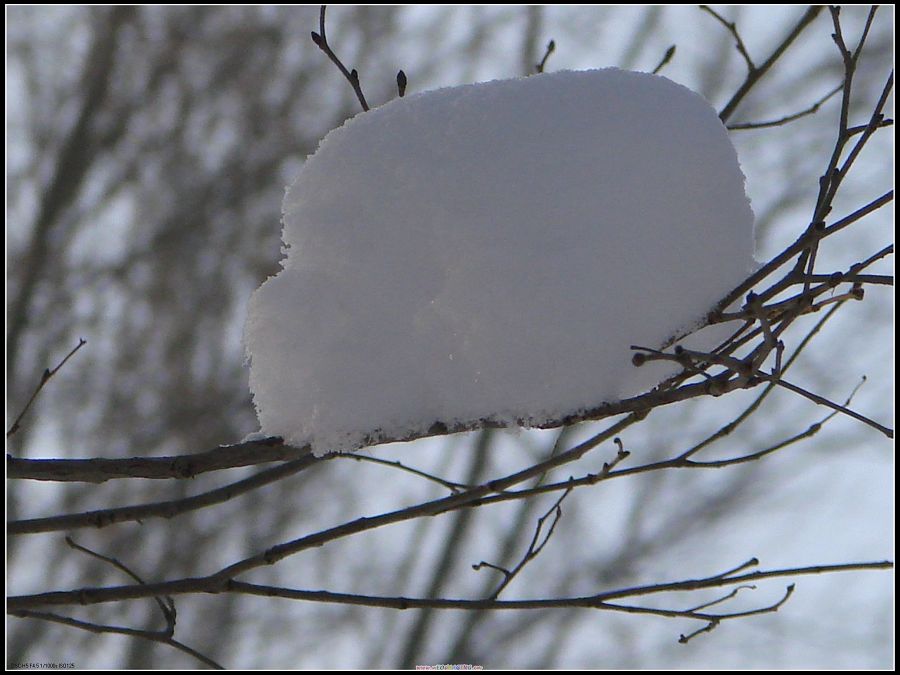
top-left (7, 6), bottom-right (893, 668)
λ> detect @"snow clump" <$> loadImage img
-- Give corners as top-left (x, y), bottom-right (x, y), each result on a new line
top-left (244, 68), bottom-right (755, 455)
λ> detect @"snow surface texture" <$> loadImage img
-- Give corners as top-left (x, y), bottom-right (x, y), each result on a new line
top-left (245, 68), bottom-right (755, 455)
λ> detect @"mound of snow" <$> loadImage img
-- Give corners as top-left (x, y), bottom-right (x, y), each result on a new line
top-left (245, 68), bottom-right (755, 455)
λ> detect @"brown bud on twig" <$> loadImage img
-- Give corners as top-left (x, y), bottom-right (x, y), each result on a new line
top-left (536, 39), bottom-right (556, 74)
top-left (652, 45), bottom-right (676, 74)
top-left (310, 31), bottom-right (322, 47)
top-left (706, 378), bottom-right (728, 397)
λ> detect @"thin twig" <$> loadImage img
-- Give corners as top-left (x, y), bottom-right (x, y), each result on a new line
top-left (334, 452), bottom-right (471, 493)
top-left (652, 45), bottom-right (676, 74)
top-left (847, 118), bottom-right (893, 136)
top-left (474, 487), bottom-right (573, 599)
top-left (7, 338), bottom-right (86, 438)
top-left (767, 376), bottom-right (892, 438)
top-left (10, 610), bottom-right (223, 669)
top-left (472, 393), bottom-right (848, 507)
top-left (728, 83), bottom-right (842, 130)
top-left (208, 414), bottom-right (642, 581)
top-left (535, 39), bottom-right (555, 74)
top-left (311, 5), bottom-right (369, 112)
top-left (671, 295), bottom-right (847, 463)
top-left (711, 6), bottom-right (824, 123)
top-left (10, 559), bottom-right (889, 612)
top-left (24, 537), bottom-right (224, 668)
top-left (678, 583), bottom-right (793, 644)
top-left (685, 585), bottom-right (757, 613)
top-left (710, 190), bottom-right (892, 321)
top-left (699, 6), bottom-right (754, 70)
top-left (65, 536), bottom-right (175, 630)
top-left (797, 8), bottom-right (889, 292)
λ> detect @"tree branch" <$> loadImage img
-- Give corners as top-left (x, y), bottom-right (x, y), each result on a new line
top-left (9, 559), bottom-right (891, 613)
top-left (311, 5), bottom-right (369, 112)
top-left (7, 338), bottom-right (86, 438)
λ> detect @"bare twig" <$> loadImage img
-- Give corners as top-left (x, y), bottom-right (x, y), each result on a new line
top-left (709, 190), bottom-right (892, 322)
top-left (766, 376), bottom-right (892, 438)
top-left (685, 585), bottom-right (757, 613)
top-left (9, 559), bottom-right (890, 613)
top-left (473, 487), bottom-right (573, 599)
top-left (11, 610), bottom-right (223, 669)
top-left (463, 350), bottom-right (868, 512)
top-left (673, 297), bottom-right (849, 465)
top-left (334, 452), bottom-right (471, 493)
top-left (847, 118), bottom-right (893, 136)
top-left (679, 618), bottom-right (721, 644)
top-left (679, 584), bottom-right (794, 644)
top-left (311, 5), bottom-right (370, 112)
top-left (535, 39), bottom-right (555, 74)
top-left (20, 536), bottom-right (223, 669)
top-left (7, 338), bottom-right (86, 438)
top-left (728, 83), bottom-right (842, 130)
top-left (796, 8), bottom-right (890, 292)
top-left (709, 6), bottom-right (824, 123)
top-left (65, 536), bottom-right (175, 632)
top-left (633, 294), bottom-right (892, 440)
top-left (652, 45), bottom-right (676, 75)
top-left (699, 6), bottom-right (755, 70)
top-left (209, 414), bottom-right (642, 581)
top-left (470, 389), bottom-right (854, 508)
